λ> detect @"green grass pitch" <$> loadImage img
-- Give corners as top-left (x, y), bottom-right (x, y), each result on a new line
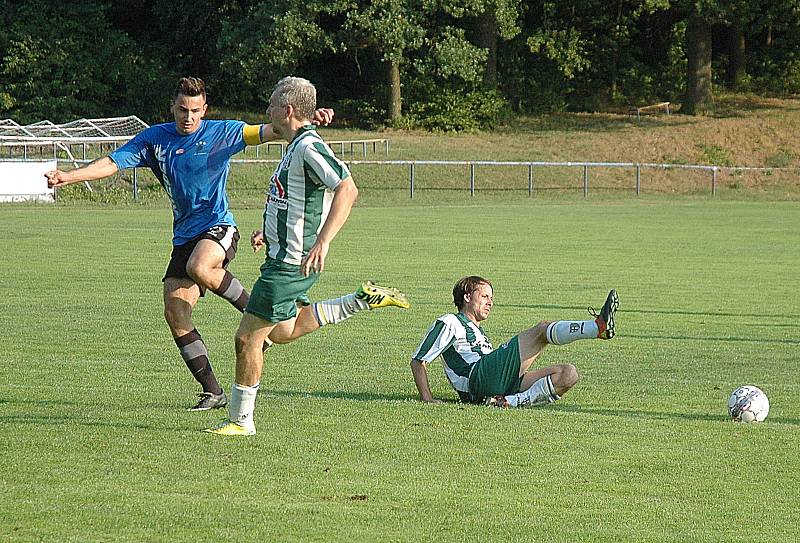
top-left (1, 200), bottom-right (799, 542)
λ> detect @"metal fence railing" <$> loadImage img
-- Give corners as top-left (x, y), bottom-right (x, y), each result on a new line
top-left (331, 160), bottom-right (794, 198)
top-left (40, 157), bottom-right (798, 200)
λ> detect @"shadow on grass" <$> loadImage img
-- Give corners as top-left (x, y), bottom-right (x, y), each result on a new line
top-left (623, 333), bottom-right (800, 346)
top-left (503, 302), bottom-right (800, 321)
top-left (712, 94), bottom-right (800, 118)
top-left (264, 389), bottom-right (411, 403)
top-left (553, 404), bottom-right (800, 426)
top-left (261, 391), bottom-right (800, 428)
top-left (0, 414), bottom-right (180, 431)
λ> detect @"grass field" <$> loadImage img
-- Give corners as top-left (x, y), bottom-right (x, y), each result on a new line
top-left (1, 200), bottom-right (799, 542)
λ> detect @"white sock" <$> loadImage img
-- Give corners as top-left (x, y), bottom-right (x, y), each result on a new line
top-left (504, 375), bottom-right (560, 408)
top-left (312, 293), bottom-right (369, 326)
top-left (546, 319), bottom-right (599, 345)
top-left (229, 382), bottom-right (259, 429)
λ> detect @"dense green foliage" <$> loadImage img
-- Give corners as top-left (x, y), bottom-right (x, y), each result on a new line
top-left (1, 202), bottom-right (799, 541)
top-left (2, 1), bottom-right (800, 128)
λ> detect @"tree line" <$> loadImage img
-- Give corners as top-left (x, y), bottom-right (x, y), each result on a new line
top-left (2, 1), bottom-right (799, 130)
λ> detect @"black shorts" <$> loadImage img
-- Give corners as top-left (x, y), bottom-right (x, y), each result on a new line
top-left (163, 225), bottom-right (240, 295)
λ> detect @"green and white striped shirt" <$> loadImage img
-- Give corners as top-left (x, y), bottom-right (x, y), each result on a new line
top-left (263, 125), bottom-right (351, 265)
top-left (412, 313), bottom-right (494, 395)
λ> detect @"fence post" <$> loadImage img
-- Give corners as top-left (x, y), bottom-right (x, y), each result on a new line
top-left (528, 164), bottom-right (534, 197)
top-left (636, 164), bottom-right (641, 195)
top-left (583, 165), bottom-right (589, 197)
top-left (409, 162), bottom-right (415, 199)
top-left (133, 168), bottom-right (139, 201)
top-left (470, 163), bottom-right (475, 196)
top-left (385, 139), bottom-right (389, 156)
top-left (711, 167), bottom-right (717, 196)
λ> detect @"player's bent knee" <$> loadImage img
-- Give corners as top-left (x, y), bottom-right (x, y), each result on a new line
top-left (268, 324), bottom-right (303, 345)
top-left (185, 262), bottom-right (211, 287)
top-left (557, 363), bottom-right (580, 390)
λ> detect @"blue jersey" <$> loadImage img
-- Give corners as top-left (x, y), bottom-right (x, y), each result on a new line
top-left (110, 119), bottom-right (247, 245)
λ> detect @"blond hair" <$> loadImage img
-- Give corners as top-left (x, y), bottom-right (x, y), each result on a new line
top-left (271, 76), bottom-right (316, 121)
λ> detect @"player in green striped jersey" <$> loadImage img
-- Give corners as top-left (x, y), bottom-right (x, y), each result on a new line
top-left (206, 77), bottom-right (409, 436)
top-left (411, 276), bottom-right (618, 408)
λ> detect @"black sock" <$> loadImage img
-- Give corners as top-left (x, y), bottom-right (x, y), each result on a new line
top-left (174, 329), bottom-right (222, 395)
top-left (212, 271), bottom-right (249, 312)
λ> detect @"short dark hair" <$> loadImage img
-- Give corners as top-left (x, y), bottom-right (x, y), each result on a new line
top-left (452, 276), bottom-right (492, 311)
top-left (174, 76), bottom-right (206, 102)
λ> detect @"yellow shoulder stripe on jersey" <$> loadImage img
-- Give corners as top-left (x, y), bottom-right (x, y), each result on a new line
top-left (243, 124), bottom-right (262, 146)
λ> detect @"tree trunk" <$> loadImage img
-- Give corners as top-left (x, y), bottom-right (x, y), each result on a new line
top-left (727, 26), bottom-right (746, 90)
top-left (387, 59), bottom-right (401, 121)
top-left (683, 14), bottom-right (714, 115)
top-left (473, 11), bottom-right (498, 90)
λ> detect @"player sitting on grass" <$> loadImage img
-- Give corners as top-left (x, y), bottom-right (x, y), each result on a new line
top-left (205, 76), bottom-right (409, 436)
top-left (411, 276), bottom-right (618, 407)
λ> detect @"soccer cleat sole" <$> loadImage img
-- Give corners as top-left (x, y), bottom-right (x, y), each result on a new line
top-left (597, 289), bottom-right (619, 340)
top-left (356, 281), bottom-right (410, 309)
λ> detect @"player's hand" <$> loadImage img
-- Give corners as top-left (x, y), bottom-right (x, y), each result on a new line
top-left (44, 170), bottom-right (68, 188)
top-left (311, 108), bottom-right (334, 127)
top-left (300, 239), bottom-right (329, 277)
top-left (251, 230), bottom-right (265, 252)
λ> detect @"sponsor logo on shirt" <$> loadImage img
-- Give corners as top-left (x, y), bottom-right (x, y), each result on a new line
top-left (280, 151), bottom-right (293, 171)
top-left (268, 174), bottom-right (288, 210)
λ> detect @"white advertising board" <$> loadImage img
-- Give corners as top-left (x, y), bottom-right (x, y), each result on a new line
top-left (0, 160), bottom-right (57, 202)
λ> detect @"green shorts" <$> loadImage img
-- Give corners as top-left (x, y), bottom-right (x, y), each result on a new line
top-left (246, 258), bottom-right (317, 323)
top-left (468, 336), bottom-right (522, 402)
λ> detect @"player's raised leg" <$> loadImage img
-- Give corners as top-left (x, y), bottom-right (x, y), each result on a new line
top-left (545, 289), bottom-right (619, 344)
top-left (186, 230), bottom-right (249, 313)
top-left (270, 281), bottom-right (410, 343)
top-left (486, 290), bottom-right (618, 408)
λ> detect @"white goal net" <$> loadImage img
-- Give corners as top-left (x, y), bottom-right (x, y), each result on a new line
top-left (0, 116), bottom-right (148, 143)
top-left (0, 116), bottom-right (149, 198)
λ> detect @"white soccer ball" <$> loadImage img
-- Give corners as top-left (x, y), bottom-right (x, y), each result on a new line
top-left (728, 385), bottom-right (769, 423)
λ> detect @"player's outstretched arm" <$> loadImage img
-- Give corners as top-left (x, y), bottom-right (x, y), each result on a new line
top-left (411, 359), bottom-right (442, 403)
top-left (45, 157), bottom-right (119, 188)
top-left (255, 108), bottom-right (335, 143)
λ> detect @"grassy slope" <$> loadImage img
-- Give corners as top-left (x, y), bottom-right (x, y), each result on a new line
top-left (62, 93), bottom-right (793, 206)
top-left (1, 202), bottom-right (798, 542)
top-left (212, 93), bottom-right (800, 166)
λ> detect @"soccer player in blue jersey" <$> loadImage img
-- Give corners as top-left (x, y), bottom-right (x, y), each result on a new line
top-left (411, 276), bottom-right (619, 408)
top-left (45, 76), bottom-right (334, 412)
